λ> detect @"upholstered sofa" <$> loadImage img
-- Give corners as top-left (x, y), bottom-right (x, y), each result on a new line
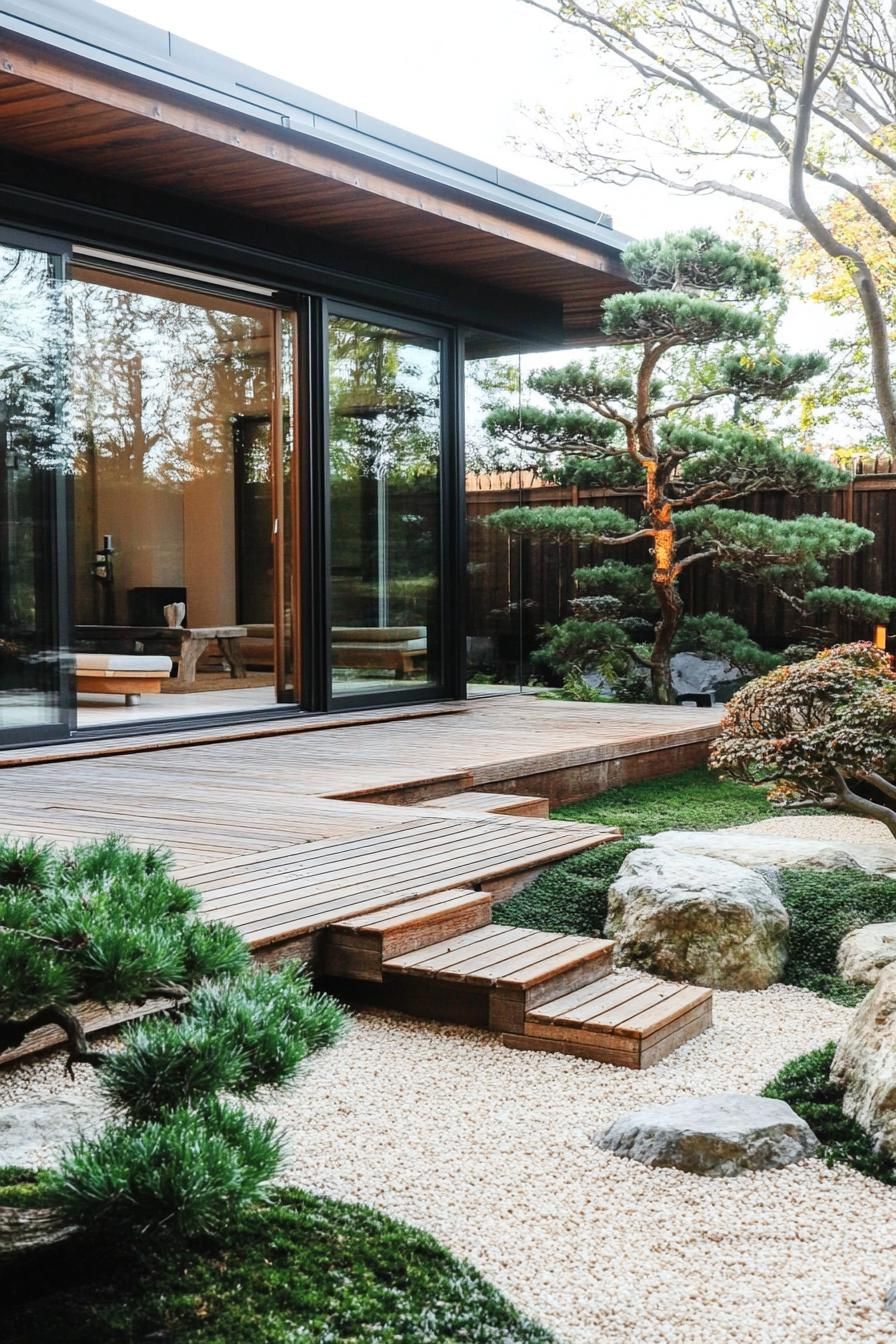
top-left (331, 626), bottom-right (427, 679)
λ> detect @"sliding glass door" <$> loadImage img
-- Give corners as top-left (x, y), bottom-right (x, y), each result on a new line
top-left (68, 263), bottom-right (297, 728)
top-left (327, 311), bottom-right (443, 701)
top-left (0, 236), bottom-right (71, 744)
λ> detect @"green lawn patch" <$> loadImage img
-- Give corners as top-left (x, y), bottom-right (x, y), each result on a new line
top-left (495, 768), bottom-right (779, 937)
top-left (779, 869), bottom-right (896, 1006)
top-left (5, 1186), bottom-right (555, 1344)
top-left (763, 1043), bottom-right (896, 1186)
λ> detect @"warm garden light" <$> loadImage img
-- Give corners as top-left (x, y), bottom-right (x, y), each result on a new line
top-left (874, 624), bottom-right (888, 650)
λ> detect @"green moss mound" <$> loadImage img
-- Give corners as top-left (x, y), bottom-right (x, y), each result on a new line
top-left (779, 870), bottom-right (896, 1006)
top-left (495, 769), bottom-right (778, 937)
top-left (494, 839), bottom-right (639, 936)
top-left (5, 1186), bottom-right (555, 1344)
top-left (0, 1166), bottom-right (57, 1210)
top-left (763, 1044), bottom-right (896, 1186)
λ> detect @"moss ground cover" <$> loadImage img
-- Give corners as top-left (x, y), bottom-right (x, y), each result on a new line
top-left (779, 870), bottom-right (896, 1006)
top-left (763, 1044), bottom-right (896, 1186)
top-left (4, 1186), bottom-right (556, 1344)
top-left (494, 768), bottom-right (780, 937)
top-left (494, 769), bottom-right (894, 1009)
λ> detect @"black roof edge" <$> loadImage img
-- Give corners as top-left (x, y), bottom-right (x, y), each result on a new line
top-left (0, 0), bottom-right (631, 257)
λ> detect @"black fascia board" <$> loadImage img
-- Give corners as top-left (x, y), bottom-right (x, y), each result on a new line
top-left (0, 0), bottom-right (631, 260)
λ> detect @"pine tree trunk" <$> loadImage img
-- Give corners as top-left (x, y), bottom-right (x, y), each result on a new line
top-left (647, 489), bottom-right (681, 705)
top-left (650, 572), bottom-right (683, 704)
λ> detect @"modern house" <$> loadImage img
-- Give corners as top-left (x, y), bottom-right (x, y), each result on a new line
top-left (0, 0), bottom-right (631, 749)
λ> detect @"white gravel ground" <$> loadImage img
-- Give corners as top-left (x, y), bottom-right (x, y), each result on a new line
top-left (4, 985), bottom-right (895, 1344)
top-left (735, 813), bottom-right (896, 854)
top-left (4, 812), bottom-right (896, 1343)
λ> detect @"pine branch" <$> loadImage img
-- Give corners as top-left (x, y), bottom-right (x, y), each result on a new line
top-left (0, 1004), bottom-right (108, 1075)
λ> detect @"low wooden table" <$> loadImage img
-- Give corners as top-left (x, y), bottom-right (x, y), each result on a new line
top-left (75, 626), bottom-right (248, 685)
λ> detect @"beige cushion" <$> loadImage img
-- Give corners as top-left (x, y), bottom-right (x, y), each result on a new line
top-left (331, 626), bottom-right (426, 643)
top-left (332, 638), bottom-right (427, 653)
top-left (75, 653), bottom-right (172, 675)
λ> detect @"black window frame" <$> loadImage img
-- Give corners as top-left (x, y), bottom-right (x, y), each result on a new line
top-left (316, 298), bottom-right (464, 713)
top-left (0, 223), bottom-right (75, 747)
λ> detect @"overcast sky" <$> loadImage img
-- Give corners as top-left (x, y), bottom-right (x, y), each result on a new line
top-left (101, 0), bottom-right (729, 240)
top-left (98, 0), bottom-right (843, 409)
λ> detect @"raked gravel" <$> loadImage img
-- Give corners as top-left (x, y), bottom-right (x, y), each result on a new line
top-left (735, 813), bottom-right (896, 855)
top-left (4, 983), bottom-right (895, 1344)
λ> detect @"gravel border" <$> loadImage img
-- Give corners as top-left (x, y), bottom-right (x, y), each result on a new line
top-left (4, 987), bottom-right (895, 1344)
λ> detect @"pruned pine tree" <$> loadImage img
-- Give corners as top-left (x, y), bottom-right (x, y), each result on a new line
top-left (484, 231), bottom-right (890, 703)
top-left (0, 834), bottom-right (344, 1239)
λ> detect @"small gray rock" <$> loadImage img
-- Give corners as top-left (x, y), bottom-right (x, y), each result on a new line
top-left (885, 1284), bottom-right (896, 1317)
top-left (0, 1097), bottom-right (103, 1168)
top-left (597, 1093), bottom-right (818, 1177)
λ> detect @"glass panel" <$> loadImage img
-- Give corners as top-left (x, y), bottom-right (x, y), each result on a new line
top-left (0, 242), bottom-right (69, 741)
top-left (328, 315), bottom-right (441, 698)
top-left (70, 266), bottom-right (295, 727)
top-left (275, 312), bottom-right (297, 701)
top-left (464, 345), bottom-right (529, 695)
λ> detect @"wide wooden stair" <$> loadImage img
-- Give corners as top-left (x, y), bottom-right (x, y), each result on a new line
top-left (1, 792), bottom-right (712, 1070)
top-left (321, 886), bottom-right (712, 1069)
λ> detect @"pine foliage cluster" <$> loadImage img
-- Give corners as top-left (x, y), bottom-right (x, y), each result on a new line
top-left (0, 835), bottom-right (345, 1239)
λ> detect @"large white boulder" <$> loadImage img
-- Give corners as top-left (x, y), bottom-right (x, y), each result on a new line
top-left (642, 829), bottom-right (896, 875)
top-left (837, 924), bottom-right (896, 985)
top-left (597, 1093), bottom-right (818, 1176)
top-left (831, 962), bottom-right (896, 1158)
top-left (606, 848), bottom-right (790, 990)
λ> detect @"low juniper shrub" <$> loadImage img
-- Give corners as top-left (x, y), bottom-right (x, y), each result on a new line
top-left (53, 1099), bottom-right (284, 1238)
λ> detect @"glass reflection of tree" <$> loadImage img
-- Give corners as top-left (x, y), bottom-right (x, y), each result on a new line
top-left (0, 246), bottom-right (68, 665)
top-left (71, 281), bottom-right (270, 482)
top-left (329, 320), bottom-right (439, 482)
top-left (329, 319), bottom-right (440, 632)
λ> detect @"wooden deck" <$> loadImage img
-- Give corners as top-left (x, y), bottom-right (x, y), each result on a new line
top-left (0, 697), bottom-right (719, 1068)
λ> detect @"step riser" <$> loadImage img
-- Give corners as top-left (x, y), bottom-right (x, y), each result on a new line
top-left (325, 973), bottom-right (492, 1029)
top-left (486, 863), bottom-right (551, 902)
top-left (507, 999), bottom-right (713, 1068)
top-left (324, 893), bottom-right (492, 982)
top-left (489, 949), bottom-right (615, 1034)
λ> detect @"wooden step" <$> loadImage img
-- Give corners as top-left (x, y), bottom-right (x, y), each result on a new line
top-left (418, 791), bottom-right (550, 819)
top-left (323, 888), bottom-right (492, 982)
top-left (503, 972), bottom-right (713, 1069)
top-left (383, 924), bottom-right (615, 1033)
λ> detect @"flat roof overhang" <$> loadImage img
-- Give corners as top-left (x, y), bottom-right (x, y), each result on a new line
top-left (0, 3), bottom-right (634, 345)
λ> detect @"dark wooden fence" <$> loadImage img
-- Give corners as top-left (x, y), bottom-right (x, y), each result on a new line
top-left (465, 474), bottom-right (896, 681)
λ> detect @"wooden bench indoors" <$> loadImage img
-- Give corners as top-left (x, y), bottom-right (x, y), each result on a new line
top-left (331, 626), bottom-right (428, 680)
top-left (74, 653), bottom-right (173, 705)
